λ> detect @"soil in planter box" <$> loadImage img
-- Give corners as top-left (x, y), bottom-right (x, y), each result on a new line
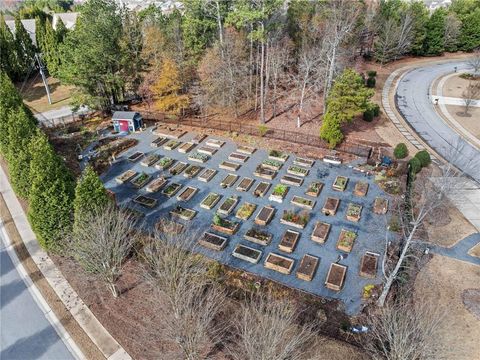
top-left (268, 150), bottom-right (288, 162)
top-left (232, 244), bottom-right (262, 263)
top-left (293, 157), bottom-right (315, 168)
top-left (128, 151), bottom-right (144, 162)
top-left (306, 182), bottom-right (323, 197)
top-left (219, 161), bottom-right (240, 171)
top-left (264, 253), bottom-right (294, 274)
top-left (141, 154), bottom-right (160, 167)
top-left (156, 219), bottom-right (184, 234)
top-left (199, 232), bottom-right (227, 251)
top-left (254, 166), bottom-right (276, 180)
top-left (281, 210), bottom-right (309, 228)
top-left (337, 230), bottom-right (357, 253)
top-left (218, 196), bottom-right (238, 214)
top-left (244, 228), bottom-right (272, 246)
top-left (162, 183), bottom-right (182, 197)
top-left (220, 174), bottom-right (238, 188)
top-left (170, 206), bottom-right (196, 220)
top-left (206, 139), bottom-right (225, 148)
top-left (188, 152), bottom-right (210, 163)
top-left (169, 162), bottom-right (187, 175)
top-left (184, 164), bottom-right (202, 178)
top-left (311, 222), bottom-right (331, 243)
top-left (211, 216), bottom-right (239, 235)
top-left (322, 197), bottom-right (340, 216)
top-left (236, 177), bottom-right (254, 192)
top-left (296, 254), bottom-right (319, 281)
top-left (191, 133), bottom-right (207, 144)
top-left (354, 181), bottom-right (369, 197)
top-left (291, 196), bottom-right (315, 210)
top-left (373, 197), bottom-right (388, 214)
top-left (155, 157), bottom-right (174, 170)
top-left (325, 263), bottom-right (347, 291)
top-left (151, 137), bottom-right (167, 147)
top-left (287, 166), bottom-right (309, 177)
top-left (197, 146), bottom-right (217, 155)
top-left (346, 203), bottom-right (362, 221)
top-left (178, 142), bottom-right (195, 153)
top-left (236, 202), bottom-right (257, 220)
top-left (359, 252), bottom-right (379, 278)
top-left (200, 193), bottom-right (221, 209)
top-left (333, 176), bottom-right (348, 191)
top-left (133, 195), bottom-right (157, 208)
top-left (229, 152), bottom-right (249, 163)
top-left (237, 145), bottom-right (256, 155)
top-left (262, 159), bottom-right (283, 171)
top-left (131, 173), bottom-right (151, 188)
top-left (253, 182), bottom-right (271, 197)
top-left (177, 186), bottom-right (197, 201)
top-left (163, 140), bottom-right (181, 150)
top-left (116, 170), bottom-right (136, 183)
top-left (146, 177), bottom-right (167, 192)
top-left (198, 168), bottom-right (217, 182)
top-left (279, 229), bottom-right (300, 253)
top-left (281, 175), bottom-right (303, 187)
top-left (255, 206), bottom-right (275, 226)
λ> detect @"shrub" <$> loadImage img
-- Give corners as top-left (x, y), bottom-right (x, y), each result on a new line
top-left (372, 104), bottom-right (380, 117)
top-left (394, 143), bottom-right (408, 159)
top-left (366, 76), bottom-right (376, 88)
top-left (408, 157), bottom-right (422, 174)
top-left (320, 116), bottom-right (344, 148)
top-left (363, 109), bottom-right (374, 122)
top-left (367, 70), bottom-right (377, 77)
top-left (415, 150), bottom-right (431, 167)
top-left (258, 124), bottom-right (268, 137)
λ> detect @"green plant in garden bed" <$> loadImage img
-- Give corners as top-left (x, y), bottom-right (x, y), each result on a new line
top-left (268, 150), bottom-right (288, 160)
top-left (157, 157), bottom-right (173, 168)
top-left (245, 228), bottom-right (271, 242)
top-left (306, 182), bottom-right (323, 195)
top-left (213, 214), bottom-right (238, 229)
top-left (184, 164), bottom-right (201, 177)
top-left (164, 140), bottom-right (180, 149)
top-left (202, 193), bottom-right (220, 208)
top-left (236, 202), bottom-right (256, 220)
top-left (281, 210), bottom-right (309, 225)
top-left (288, 166), bottom-right (308, 175)
top-left (189, 152), bottom-right (209, 162)
top-left (262, 159), bottom-right (282, 168)
top-left (346, 203), bottom-right (362, 217)
top-left (163, 183), bottom-right (181, 196)
top-left (131, 172), bottom-right (150, 187)
top-left (338, 230), bottom-right (356, 248)
top-left (272, 184), bottom-right (288, 196)
top-left (333, 176), bottom-right (348, 190)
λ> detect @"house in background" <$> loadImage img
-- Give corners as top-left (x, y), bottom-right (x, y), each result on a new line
top-left (52, 13), bottom-right (79, 30)
top-left (112, 111), bottom-right (143, 133)
top-left (5, 18), bottom-right (36, 45)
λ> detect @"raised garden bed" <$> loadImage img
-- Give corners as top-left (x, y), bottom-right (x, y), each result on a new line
top-left (269, 184), bottom-right (289, 203)
top-left (322, 197), bottom-right (340, 216)
top-left (154, 127), bottom-right (186, 139)
top-left (177, 186), bottom-right (198, 202)
top-left (236, 177), bottom-right (254, 192)
top-left (323, 155), bottom-right (341, 165)
top-left (146, 177), bottom-right (167, 193)
top-left (228, 152), bottom-right (249, 163)
top-left (150, 137), bottom-right (168, 147)
top-left (254, 205), bottom-right (275, 226)
top-left (163, 140), bottom-right (181, 150)
top-left (169, 161), bottom-right (188, 175)
top-left (205, 139), bottom-right (225, 148)
top-left (191, 133), bottom-right (207, 144)
top-left (253, 182), bottom-right (271, 197)
top-left (346, 203), bottom-right (362, 222)
top-left (268, 150), bottom-right (289, 163)
top-left (131, 172), bottom-right (151, 188)
top-left (293, 157), bottom-right (315, 168)
top-left (235, 202), bottom-right (257, 221)
top-left (373, 197), bottom-right (388, 214)
top-left (281, 175), bottom-right (303, 187)
top-left (232, 244), bottom-right (262, 264)
top-left (188, 151), bottom-right (210, 163)
top-left (279, 229), bottom-right (300, 253)
top-left (264, 253), bottom-right (294, 274)
top-left (253, 165), bottom-right (276, 180)
top-left (219, 161), bottom-right (240, 171)
top-left (237, 145), bottom-right (256, 155)
top-left (311, 222), bottom-right (331, 244)
top-left (162, 183), bottom-right (182, 198)
top-left (280, 210), bottom-right (309, 229)
top-left (141, 153), bottom-right (160, 167)
top-left (197, 146), bottom-right (217, 156)
top-left (220, 174), bottom-right (238, 188)
top-left (200, 192), bottom-right (221, 209)
top-left (211, 214), bottom-right (239, 235)
top-left (296, 254), bottom-right (319, 281)
top-left (261, 159), bottom-right (283, 171)
top-left (244, 228), bottom-right (272, 246)
top-left (155, 157), bottom-right (174, 170)
top-left (291, 196), bottom-right (315, 210)
top-left (305, 182), bottom-right (323, 197)
top-left (198, 231), bottom-right (227, 251)
top-left (359, 252), bottom-right (379, 278)
top-left (217, 196), bottom-right (238, 215)
top-left (116, 170), bottom-right (136, 184)
top-left (325, 263), bottom-right (347, 291)
top-left (336, 229), bottom-right (357, 253)
top-left (133, 195), bottom-right (157, 208)
top-left (156, 219), bottom-right (184, 234)
top-left (354, 181), bottom-right (369, 197)
top-left (178, 142), bottom-right (195, 153)
top-left (183, 164), bottom-right (202, 178)
top-left (170, 206), bottom-right (197, 220)
top-left (287, 166), bottom-right (309, 177)
top-left (332, 176), bottom-right (348, 191)
top-left (198, 168), bottom-right (217, 182)
top-left (127, 152), bottom-right (144, 162)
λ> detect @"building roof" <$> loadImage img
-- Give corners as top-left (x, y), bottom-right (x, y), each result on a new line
top-left (52, 13), bottom-right (79, 30)
top-left (5, 19), bottom-right (36, 45)
top-left (112, 111), bottom-right (140, 120)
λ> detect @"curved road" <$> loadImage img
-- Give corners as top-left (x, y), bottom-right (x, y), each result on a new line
top-left (395, 61), bottom-right (480, 183)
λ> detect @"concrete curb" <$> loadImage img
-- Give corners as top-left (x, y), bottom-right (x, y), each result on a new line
top-left (0, 166), bottom-right (132, 360)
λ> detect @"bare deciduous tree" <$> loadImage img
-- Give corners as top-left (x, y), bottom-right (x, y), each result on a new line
top-left (443, 13), bottom-right (461, 51)
top-left (461, 81), bottom-right (480, 116)
top-left (69, 204), bottom-right (138, 297)
top-left (267, 36), bottom-right (292, 119)
top-left (374, 13), bottom-right (413, 64)
top-left (466, 48), bottom-right (480, 76)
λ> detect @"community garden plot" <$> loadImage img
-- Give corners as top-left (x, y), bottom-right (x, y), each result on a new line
top-left (235, 202), bottom-right (257, 221)
top-left (311, 222), bottom-right (331, 244)
top-left (354, 181), bottom-right (369, 197)
top-left (162, 183), bottom-right (182, 198)
top-left (163, 139), bottom-right (181, 150)
top-left (281, 175), bottom-right (303, 187)
top-left (133, 195), bottom-right (157, 208)
top-left (141, 153), bottom-right (160, 167)
top-left (287, 166), bottom-right (309, 177)
top-left (199, 232), bottom-right (227, 251)
top-left (280, 210), bottom-right (309, 229)
top-left (264, 253), bottom-right (294, 274)
top-left (197, 146), bottom-right (217, 156)
top-left (278, 229), bottom-right (300, 253)
top-left (150, 136), bottom-right (168, 148)
top-left (228, 152), bottom-right (249, 163)
top-left (170, 206), bottom-right (197, 221)
top-left (359, 252), bottom-right (379, 278)
top-left (219, 161), bottom-right (241, 171)
top-left (293, 157), bottom-right (315, 168)
top-left (217, 196), bottom-right (239, 215)
top-left (131, 172), bottom-right (151, 188)
top-left (325, 263), bottom-right (347, 291)
top-left (177, 186), bottom-right (198, 202)
top-left (211, 215), bottom-right (239, 235)
top-left (154, 127), bottom-right (186, 139)
top-left (127, 151), bottom-right (144, 162)
top-left (236, 145), bottom-right (256, 155)
top-left (191, 133), bottom-right (207, 144)
top-left (244, 227), bottom-right (272, 246)
top-left (373, 197), bottom-right (388, 214)
top-left (200, 192), bottom-right (221, 210)
top-left (188, 151), bottom-right (209, 164)
top-left (291, 196), bottom-right (315, 210)
top-left (332, 176), bottom-right (348, 191)
top-left (322, 197), bottom-right (340, 216)
top-left (116, 170), bottom-right (136, 184)
top-left (178, 142), bottom-right (195, 153)
top-left (336, 229), bottom-right (357, 253)
top-left (232, 244), bottom-right (262, 264)
top-left (296, 254), bottom-right (319, 281)
top-left (156, 219), bottom-right (184, 234)
top-left (305, 181), bottom-right (323, 197)
top-left (146, 177), bottom-right (167, 193)
top-left (346, 203), bottom-right (362, 222)
top-left (236, 177), bottom-right (254, 192)
top-left (155, 157), bottom-right (174, 170)
top-left (169, 161), bottom-right (188, 175)
top-left (254, 205), bottom-right (275, 226)
top-left (205, 138), bottom-right (225, 148)
top-left (253, 165), bottom-right (276, 180)
top-left (183, 164), bottom-right (202, 178)
top-left (261, 159), bottom-right (283, 171)
top-left (198, 168), bottom-right (217, 182)
top-left (253, 181), bottom-right (271, 197)
top-left (269, 184), bottom-right (289, 203)
top-left (268, 150), bottom-right (289, 162)
top-left (220, 174), bottom-right (238, 188)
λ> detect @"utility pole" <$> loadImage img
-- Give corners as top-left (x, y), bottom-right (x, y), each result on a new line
top-left (35, 53), bottom-right (52, 104)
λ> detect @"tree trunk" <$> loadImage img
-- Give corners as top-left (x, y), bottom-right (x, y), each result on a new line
top-left (107, 281), bottom-right (119, 298)
top-left (259, 27), bottom-right (266, 124)
top-left (323, 44), bottom-right (337, 114)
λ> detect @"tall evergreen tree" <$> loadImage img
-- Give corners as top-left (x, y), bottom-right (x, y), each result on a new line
top-left (423, 8), bottom-right (446, 56)
top-left (13, 17), bottom-right (37, 78)
top-left (0, 15), bottom-right (19, 79)
top-left (408, 1), bottom-right (429, 56)
top-left (40, 19), bottom-right (62, 77)
top-left (0, 72), bottom-right (23, 154)
top-left (458, 7), bottom-right (480, 51)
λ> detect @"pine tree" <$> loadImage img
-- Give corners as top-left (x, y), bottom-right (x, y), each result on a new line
top-left (14, 17), bottom-right (37, 78)
top-left (409, 1), bottom-right (429, 56)
top-left (458, 7), bottom-right (480, 51)
top-left (0, 72), bottom-right (23, 154)
top-left (41, 19), bottom-right (61, 77)
top-left (423, 8), bottom-right (446, 56)
top-left (0, 15), bottom-right (19, 79)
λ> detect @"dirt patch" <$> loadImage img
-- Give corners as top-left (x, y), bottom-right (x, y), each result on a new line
top-left (445, 105), bottom-right (480, 140)
top-left (463, 289), bottom-right (480, 320)
top-left (443, 74), bottom-right (480, 98)
top-left (468, 242), bottom-right (480, 258)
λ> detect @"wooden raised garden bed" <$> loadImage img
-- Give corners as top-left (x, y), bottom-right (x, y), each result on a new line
top-left (183, 164), bottom-right (202, 178)
top-left (177, 186), bottom-right (198, 202)
top-left (325, 263), bottom-right (347, 291)
top-left (237, 145), bottom-right (256, 155)
top-left (198, 168), bottom-right (217, 182)
top-left (154, 127), bottom-right (186, 139)
top-left (155, 157), bottom-right (174, 170)
top-left (322, 197), bottom-right (340, 216)
top-left (156, 219), bottom-right (184, 234)
top-left (336, 229), bottom-right (357, 253)
top-left (293, 157), bottom-right (315, 168)
top-left (198, 231), bottom-right (227, 251)
top-left (150, 137), bottom-right (168, 148)
top-left (163, 140), bottom-right (181, 150)
top-left (332, 176), bottom-right (348, 191)
top-left (116, 170), bottom-right (136, 184)
top-left (200, 192), bottom-right (221, 210)
top-left (373, 197), bottom-right (388, 214)
top-left (188, 151), bottom-right (209, 164)
top-left (281, 175), bottom-right (304, 187)
top-left (280, 210), bottom-right (309, 229)
top-left (220, 174), bottom-right (238, 188)
top-left (244, 228), bottom-right (272, 246)
top-left (279, 229), bottom-right (300, 253)
top-left (254, 205), bottom-right (275, 226)
top-left (217, 196), bottom-right (238, 215)
top-left (268, 150), bottom-right (289, 163)
top-left (269, 184), bottom-right (289, 203)
top-left (359, 252), bottom-right (379, 278)
top-left (191, 133), bottom-right (207, 144)
top-left (232, 244), bottom-right (262, 264)
top-left (346, 203), bottom-right (362, 222)
top-left (127, 151), bottom-right (144, 162)
top-left (131, 172), bottom-right (151, 188)
top-left (162, 183), bottom-right (182, 197)
top-left (197, 146), bottom-right (217, 156)
top-left (311, 222), bottom-right (331, 244)
top-left (133, 195), bottom-right (157, 208)
top-left (264, 253), bottom-right (294, 274)
top-left (287, 166), bottom-right (309, 177)
top-left (141, 154), bottom-right (160, 167)
top-left (219, 161), bottom-right (240, 172)
top-left (146, 177), bottom-right (167, 193)
top-left (228, 152), bottom-right (249, 163)
top-left (205, 138), bottom-right (225, 148)
top-left (235, 202), bottom-right (257, 221)
top-left (211, 214), bottom-right (239, 235)
top-left (261, 159), bottom-right (283, 171)
top-left (170, 206), bottom-right (197, 221)
top-left (296, 254), bottom-right (319, 281)
top-left (236, 177), bottom-right (254, 192)
top-left (169, 161), bottom-right (188, 175)
top-left (291, 196), bottom-right (315, 210)
top-left (253, 181), bottom-right (270, 197)
top-left (253, 165), bottom-right (276, 180)
top-left (323, 155), bottom-right (341, 165)
top-left (305, 182), bottom-right (323, 197)
top-left (178, 142), bottom-right (195, 153)
top-left (354, 181), bottom-right (369, 197)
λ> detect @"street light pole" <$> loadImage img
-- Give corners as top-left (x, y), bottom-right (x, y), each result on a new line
top-left (35, 53), bottom-right (52, 104)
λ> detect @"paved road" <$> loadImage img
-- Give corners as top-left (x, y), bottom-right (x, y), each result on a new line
top-left (429, 233), bottom-right (480, 265)
top-left (0, 232), bottom-right (74, 360)
top-left (395, 61), bottom-right (480, 183)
